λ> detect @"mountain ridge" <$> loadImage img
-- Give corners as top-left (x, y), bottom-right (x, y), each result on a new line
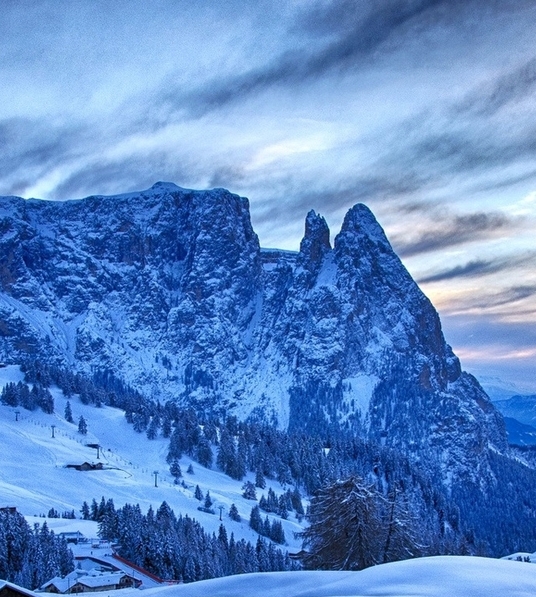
top-left (0, 183), bottom-right (507, 485)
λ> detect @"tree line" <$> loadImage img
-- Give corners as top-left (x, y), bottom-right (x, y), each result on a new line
top-left (17, 359), bottom-right (536, 558)
top-left (84, 498), bottom-right (297, 582)
top-left (0, 510), bottom-right (73, 590)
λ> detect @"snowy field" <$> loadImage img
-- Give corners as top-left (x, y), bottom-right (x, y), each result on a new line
top-left (0, 365), bottom-right (303, 549)
top-left (64, 556), bottom-right (536, 597)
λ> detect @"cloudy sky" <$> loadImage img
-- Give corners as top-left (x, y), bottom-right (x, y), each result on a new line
top-left (2, 0), bottom-right (535, 390)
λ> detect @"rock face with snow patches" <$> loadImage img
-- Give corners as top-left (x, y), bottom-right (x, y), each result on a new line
top-left (0, 182), bottom-right (506, 482)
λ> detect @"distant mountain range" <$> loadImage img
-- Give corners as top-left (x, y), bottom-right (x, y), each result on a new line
top-left (478, 375), bottom-right (536, 402)
top-left (492, 395), bottom-right (536, 446)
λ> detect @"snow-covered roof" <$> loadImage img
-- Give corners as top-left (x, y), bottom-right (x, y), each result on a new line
top-left (0, 581), bottom-right (39, 597)
top-left (40, 570), bottom-right (139, 593)
top-left (77, 573), bottom-right (127, 588)
top-left (39, 577), bottom-right (71, 593)
top-left (72, 553), bottom-right (163, 588)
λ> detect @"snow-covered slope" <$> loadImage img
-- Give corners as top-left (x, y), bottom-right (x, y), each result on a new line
top-left (0, 366), bottom-right (303, 551)
top-left (0, 183), bottom-right (507, 484)
top-left (61, 556), bottom-right (536, 597)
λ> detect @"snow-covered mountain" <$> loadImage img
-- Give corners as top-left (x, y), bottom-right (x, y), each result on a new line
top-left (0, 183), bottom-right (506, 483)
top-left (0, 365), bottom-right (303, 550)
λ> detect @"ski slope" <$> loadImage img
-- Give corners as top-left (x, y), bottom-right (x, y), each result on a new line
top-left (0, 366), bottom-right (303, 549)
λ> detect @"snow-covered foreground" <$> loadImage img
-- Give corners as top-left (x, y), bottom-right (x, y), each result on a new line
top-left (79, 556), bottom-right (536, 597)
top-left (0, 366), bottom-right (303, 549)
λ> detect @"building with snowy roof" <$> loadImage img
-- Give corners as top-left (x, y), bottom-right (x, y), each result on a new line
top-left (39, 568), bottom-right (141, 594)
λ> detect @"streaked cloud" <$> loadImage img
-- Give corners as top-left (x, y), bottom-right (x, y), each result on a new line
top-left (417, 252), bottom-right (536, 284)
top-left (393, 211), bottom-right (516, 257)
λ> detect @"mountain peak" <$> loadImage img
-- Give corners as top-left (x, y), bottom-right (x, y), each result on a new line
top-left (336, 203), bottom-right (390, 247)
top-left (299, 210), bottom-right (331, 268)
top-left (149, 181), bottom-right (182, 192)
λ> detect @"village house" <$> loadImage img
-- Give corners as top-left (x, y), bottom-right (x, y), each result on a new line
top-left (64, 463), bottom-right (103, 472)
top-left (39, 570), bottom-right (141, 594)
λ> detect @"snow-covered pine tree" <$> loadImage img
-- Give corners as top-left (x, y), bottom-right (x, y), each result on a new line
top-left (229, 503), bottom-right (241, 522)
top-left (169, 459), bottom-right (182, 483)
top-left (242, 481), bottom-right (257, 500)
top-left (298, 476), bottom-right (384, 570)
top-left (78, 415), bottom-right (87, 435)
top-left (64, 400), bottom-right (74, 423)
top-left (249, 505), bottom-right (262, 533)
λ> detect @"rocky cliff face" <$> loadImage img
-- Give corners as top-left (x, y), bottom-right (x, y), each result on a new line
top-left (0, 182), bottom-right (507, 482)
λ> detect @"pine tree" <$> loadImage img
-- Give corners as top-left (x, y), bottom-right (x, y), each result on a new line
top-left (90, 499), bottom-right (99, 521)
top-left (161, 414), bottom-right (172, 438)
top-left (270, 519), bottom-right (285, 544)
top-left (167, 426), bottom-right (183, 463)
top-left (298, 476), bottom-right (384, 570)
top-left (78, 415), bottom-right (87, 435)
top-left (218, 524), bottom-right (229, 550)
top-left (249, 505), bottom-right (262, 533)
top-left (169, 459), bottom-right (182, 484)
top-left (291, 487), bottom-right (305, 517)
top-left (381, 485), bottom-right (422, 563)
top-left (278, 495), bottom-right (288, 520)
top-left (242, 481), bottom-right (257, 500)
top-left (229, 503), bottom-right (241, 522)
top-left (98, 499), bottom-right (118, 541)
top-left (64, 401), bottom-right (74, 423)
top-left (1, 382), bottom-right (19, 406)
top-left (37, 386), bottom-right (54, 414)
top-left (194, 485), bottom-right (204, 501)
top-left (204, 491), bottom-right (213, 509)
top-left (255, 469), bottom-right (266, 489)
top-left (146, 416), bottom-right (159, 440)
top-left (196, 437), bottom-right (213, 468)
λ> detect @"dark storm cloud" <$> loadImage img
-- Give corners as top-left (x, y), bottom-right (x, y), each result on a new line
top-left (252, 171), bottom-right (429, 230)
top-left (147, 0), bottom-right (536, 123)
top-left (418, 260), bottom-right (504, 284)
top-left (417, 252), bottom-right (536, 284)
top-left (253, 189), bottom-right (346, 229)
top-left (471, 168), bottom-right (536, 194)
top-left (491, 286), bottom-right (536, 309)
top-left (208, 165), bottom-right (247, 190)
top-left (447, 286), bottom-right (536, 314)
top-left (393, 211), bottom-right (513, 257)
top-left (380, 116), bottom-right (536, 187)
